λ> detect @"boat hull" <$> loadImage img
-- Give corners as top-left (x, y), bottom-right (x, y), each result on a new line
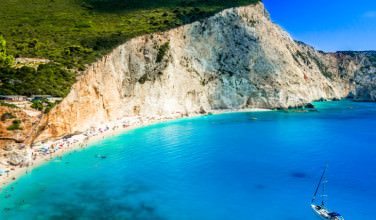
top-left (311, 204), bottom-right (344, 220)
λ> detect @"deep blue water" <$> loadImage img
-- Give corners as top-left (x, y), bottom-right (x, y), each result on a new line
top-left (0, 100), bottom-right (376, 219)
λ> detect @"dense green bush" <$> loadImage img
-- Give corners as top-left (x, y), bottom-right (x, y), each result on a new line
top-left (0, 36), bottom-right (14, 67)
top-left (0, 101), bottom-right (19, 109)
top-left (156, 42), bottom-right (170, 63)
top-left (0, 63), bottom-right (76, 97)
top-left (30, 99), bottom-right (59, 113)
top-left (1, 112), bottom-right (15, 121)
top-left (367, 54), bottom-right (376, 63)
top-left (44, 100), bottom-right (60, 114)
top-left (6, 120), bottom-right (22, 130)
top-left (30, 100), bottom-right (44, 111)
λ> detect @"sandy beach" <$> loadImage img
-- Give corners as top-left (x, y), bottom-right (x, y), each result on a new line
top-left (0, 108), bottom-right (271, 189)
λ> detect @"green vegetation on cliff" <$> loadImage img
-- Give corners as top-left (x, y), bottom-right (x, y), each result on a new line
top-left (1, 112), bottom-right (16, 121)
top-left (0, 101), bottom-right (19, 109)
top-left (30, 100), bottom-right (44, 111)
top-left (0, 0), bottom-right (259, 97)
top-left (0, 63), bottom-right (76, 97)
top-left (0, 37), bottom-right (76, 97)
top-left (156, 42), bottom-right (170, 63)
top-left (0, 36), bottom-right (14, 67)
top-left (0, 0), bottom-right (259, 69)
top-left (7, 120), bottom-right (23, 131)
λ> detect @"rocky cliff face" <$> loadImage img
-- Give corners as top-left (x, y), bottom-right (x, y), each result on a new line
top-left (35, 2), bottom-right (373, 141)
top-left (0, 106), bottom-right (36, 148)
top-left (0, 106), bottom-right (37, 165)
top-left (336, 51), bottom-right (376, 101)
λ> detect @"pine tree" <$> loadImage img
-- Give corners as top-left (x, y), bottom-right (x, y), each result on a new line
top-left (0, 36), bottom-right (14, 67)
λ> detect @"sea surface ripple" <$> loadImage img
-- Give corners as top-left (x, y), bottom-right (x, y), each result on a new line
top-left (0, 100), bottom-right (375, 219)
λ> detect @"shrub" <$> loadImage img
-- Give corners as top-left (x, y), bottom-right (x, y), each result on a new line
top-left (138, 74), bottom-right (148, 84)
top-left (7, 120), bottom-right (22, 130)
top-left (1, 112), bottom-right (16, 121)
top-left (312, 56), bottom-right (333, 79)
top-left (0, 36), bottom-right (14, 67)
top-left (156, 42), bottom-right (169, 63)
top-left (0, 63), bottom-right (76, 97)
top-left (31, 100), bottom-right (44, 111)
top-left (0, 101), bottom-right (19, 109)
top-left (44, 100), bottom-right (60, 114)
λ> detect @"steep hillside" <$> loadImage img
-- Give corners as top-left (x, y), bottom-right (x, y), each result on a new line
top-left (35, 2), bottom-right (360, 141)
top-left (0, 0), bottom-right (259, 69)
top-left (0, 0), bottom-right (259, 97)
top-left (338, 51), bottom-right (376, 101)
top-left (0, 105), bottom-right (40, 164)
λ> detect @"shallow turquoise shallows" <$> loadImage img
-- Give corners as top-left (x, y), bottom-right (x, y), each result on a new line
top-left (1, 100), bottom-right (376, 219)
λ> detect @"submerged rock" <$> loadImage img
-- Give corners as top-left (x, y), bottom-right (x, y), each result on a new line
top-left (291, 172), bottom-right (307, 178)
top-left (291, 110), bottom-right (309, 113)
top-left (305, 103), bottom-right (316, 109)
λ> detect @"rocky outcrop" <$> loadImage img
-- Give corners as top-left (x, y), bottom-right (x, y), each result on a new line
top-left (0, 106), bottom-right (37, 163)
top-left (0, 106), bottom-right (37, 148)
top-left (34, 2), bottom-right (373, 141)
top-left (7, 151), bottom-right (25, 166)
top-left (335, 51), bottom-right (376, 101)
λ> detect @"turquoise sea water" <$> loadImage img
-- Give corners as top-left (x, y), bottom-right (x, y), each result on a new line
top-left (0, 100), bottom-right (376, 219)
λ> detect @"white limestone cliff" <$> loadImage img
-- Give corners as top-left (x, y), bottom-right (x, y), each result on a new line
top-left (35, 2), bottom-right (359, 141)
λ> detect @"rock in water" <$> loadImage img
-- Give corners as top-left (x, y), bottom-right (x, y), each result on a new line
top-left (305, 103), bottom-right (316, 109)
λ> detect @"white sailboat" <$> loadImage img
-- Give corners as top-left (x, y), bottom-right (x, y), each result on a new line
top-left (311, 164), bottom-right (344, 220)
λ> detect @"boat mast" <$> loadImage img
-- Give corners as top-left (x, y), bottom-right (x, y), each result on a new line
top-left (311, 163), bottom-right (328, 204)
top-left (321, 163), bottom-right (328, 207)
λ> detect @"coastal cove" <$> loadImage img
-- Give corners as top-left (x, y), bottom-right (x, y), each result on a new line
top-left (0, 108), bottom-right (271, 187)
top-left (1, 1), bottom-right (376, 219)
top-left (0, 101), bottom-right (376, 219)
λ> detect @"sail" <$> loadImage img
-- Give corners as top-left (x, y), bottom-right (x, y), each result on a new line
top-left (311, 164), bottom-right (328, 204)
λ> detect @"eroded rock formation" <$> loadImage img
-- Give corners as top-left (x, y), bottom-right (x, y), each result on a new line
top-left (0, 106), bottom-right (37, 164)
